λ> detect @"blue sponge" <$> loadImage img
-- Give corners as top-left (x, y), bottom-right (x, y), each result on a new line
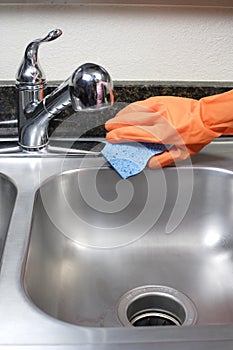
top-left (101, 142), bottom-right (168, 179)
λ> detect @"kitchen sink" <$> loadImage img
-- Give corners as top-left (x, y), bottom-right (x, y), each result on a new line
top-left (0, 173), bottom-right (17, 260)
top-left (0, 139), bottom-right (231, 349)
top-left (23, 164), bottom-right (233, 328)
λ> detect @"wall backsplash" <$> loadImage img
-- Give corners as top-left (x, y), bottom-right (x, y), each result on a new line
top-left (0, 81), bottom-right (232, 139)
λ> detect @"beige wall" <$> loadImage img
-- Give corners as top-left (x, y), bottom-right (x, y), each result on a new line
top-left (0, 4), bottom-right (233, 81)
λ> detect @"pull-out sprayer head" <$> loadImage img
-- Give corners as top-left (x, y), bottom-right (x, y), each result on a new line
top-left (70, 63), bottom-right (114, 111)
top-left (43, 62), bottom-right (114, 118)
top-left (19, 62), bottom-right (114, 150)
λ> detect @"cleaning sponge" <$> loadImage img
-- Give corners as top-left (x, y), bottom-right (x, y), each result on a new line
top-left (101, 141), bottom-right (168, 179)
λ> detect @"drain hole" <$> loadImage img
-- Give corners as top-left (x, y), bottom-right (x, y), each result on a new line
top-left (117, 286), bottom-right (197, 327)
top-left (130, 311), bottom-right (181, 327)
top-left (127, 294), bottom-right (185, 327)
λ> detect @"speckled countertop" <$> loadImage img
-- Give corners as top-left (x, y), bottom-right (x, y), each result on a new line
top-left (0, 81), bottom-right (232, 139)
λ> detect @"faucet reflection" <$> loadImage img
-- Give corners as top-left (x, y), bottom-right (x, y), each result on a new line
top-left (16, 29), bottom-right (114, 151)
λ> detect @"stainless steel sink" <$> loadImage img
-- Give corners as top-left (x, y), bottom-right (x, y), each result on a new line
top-left (23, 164), bottom-right (233, 327)
top-left (0, 173), bottom-right (16, 260)
top-left (0, 139), bottom-right (232, 349)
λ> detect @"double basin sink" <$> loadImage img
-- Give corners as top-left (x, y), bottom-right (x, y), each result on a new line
top-left (1, 139), bottom-right (233, 349)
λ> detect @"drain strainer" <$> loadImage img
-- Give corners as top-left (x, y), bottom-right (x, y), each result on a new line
top-left (117, 285), bottom-right (197, 327)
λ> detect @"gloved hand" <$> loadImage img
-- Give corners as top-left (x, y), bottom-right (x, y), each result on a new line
top-left (105, 90), bottom-right (233, 168)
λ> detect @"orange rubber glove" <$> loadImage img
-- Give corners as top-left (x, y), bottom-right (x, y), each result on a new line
top-left (105, 90), bottom-right (233, 168)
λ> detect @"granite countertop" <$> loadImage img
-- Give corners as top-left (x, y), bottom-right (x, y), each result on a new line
top-left (0, 81), bottom-right (232, 139)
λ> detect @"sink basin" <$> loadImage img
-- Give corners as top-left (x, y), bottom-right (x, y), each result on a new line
top-left (23, 166), bottom-right (233, 328)
top-left (0, 174), bottom-right (17, 260)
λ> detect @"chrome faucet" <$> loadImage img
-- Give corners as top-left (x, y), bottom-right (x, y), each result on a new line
top-left (16, 29), bottom-right (114, 151)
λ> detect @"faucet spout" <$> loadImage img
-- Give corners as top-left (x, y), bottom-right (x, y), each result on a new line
top-left (16, 30), bottom-right (114, 151)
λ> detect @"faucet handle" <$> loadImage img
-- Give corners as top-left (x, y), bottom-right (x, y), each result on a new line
top-left (16, 29), bottom-right (62, 86)
top-left (37, 29), bottom-right (62, 44)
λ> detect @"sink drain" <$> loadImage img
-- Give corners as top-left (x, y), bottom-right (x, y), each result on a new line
top-left (117, 286), bottom-right (197, 327)
top-left (130, 311), bottom-right (181, 327)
